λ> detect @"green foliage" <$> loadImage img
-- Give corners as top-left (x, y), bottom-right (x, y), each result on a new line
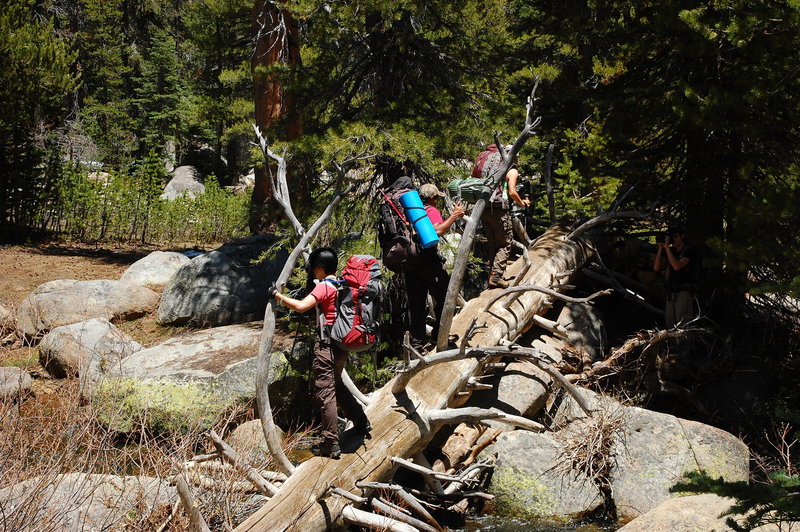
top-left (347, 350), bottom-right (399, 391)
top-left (0, 0), bottom-right (79, 236)
top-left (671, 471), bottom-right (800, 531)
top-left (77, 0), bottom-right (137, 166)
top-left (131, 29), bottom-right (191, 157)
top-left (2, 0), bottom-right (799, 317)
top-left (508, 0), bottom-right (800, 301)
top-left (41, 161), bottom-right (249, 245)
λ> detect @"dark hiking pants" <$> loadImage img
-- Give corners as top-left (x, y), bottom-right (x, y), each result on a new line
top-left (480, 207), bottom-right (512, 280)
top-left (313, 340), bottom-right (367, 445)
top-left (405, 253), bottom-right (449, 350)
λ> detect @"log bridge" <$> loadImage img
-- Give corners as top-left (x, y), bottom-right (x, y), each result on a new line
top-left (235, 226), bottom-right (594, 531)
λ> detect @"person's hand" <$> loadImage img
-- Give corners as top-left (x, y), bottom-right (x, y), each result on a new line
top-left (523, 197), bottom-right (531, 207)
top-left (267, 284), bottom-right (279, 299)
top-left (452, 201), bottom-right (466, 218)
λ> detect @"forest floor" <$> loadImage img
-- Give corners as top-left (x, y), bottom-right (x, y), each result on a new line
top-left (0, 243), bottom-right (242, 436)
top-left (0, 245), bottom-right (160, 438)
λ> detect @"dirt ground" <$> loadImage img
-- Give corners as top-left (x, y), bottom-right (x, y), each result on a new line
top-left (0, 244), bottom-right (152, 308)
top-left (0, 241), bottom-right (293, 370)
top-left (0, 244), bottom-right (160, 398)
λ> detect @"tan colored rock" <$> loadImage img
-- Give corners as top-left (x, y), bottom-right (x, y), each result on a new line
top-left (16, 280), bottom-right (159, 337)
top-left (618, 493), bottom-right (791, 532)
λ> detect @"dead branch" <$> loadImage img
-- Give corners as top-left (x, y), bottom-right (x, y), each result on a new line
top-left (581, 267), bottom-right (663, 316)
top-left (566, 209), bottom-right (651, 241)
top-left (176, 472), bottom-right (211, 532)
top-left (391, 457), bottom-right (466, 483)
top-left (185, 471), bottom-right (259, 493)
top-left (426, 407), bottom-right (545, 432)
top-left (356, 482), bottom-right (444, 532)
top-left (341, 505), bottom-right (417, 532)
top-left (371, 497), bottom-right (435, 532)
top-left (186, 452), bottom-right (222, 465)
top-left (342, 369), bottom-right (371, 406)
top-left (580, 328), bottom-right (692, 381)
top-left (529, 314), bottom-right (569, 339)
top-left (155, 501), bottom-right (181, 532)
top-left (466, 375), bottom-right (494, 391)
top-left (186, 459), bottom-right (288, 486)
top-left (459, 429), bottom-right (502, 471)
top-left (436, 82), bottom-right (542, 350)
top-left (443, 461), bottom-right (494, 495)
top-left (207, 430), bottom-right (278, 496)
top-left (410, 489), bottom-right (495, 502)
top-left (507, 241), bottom-right (532, 291)
top-left (433, 424), bottom-right (483, 473)
top-left (252, 129), bottom-right (354, 476)
top-left (253, 126), bottom-right (303, 236)
top-left (413, 452), bottom-right (445, 496)
top-left (485, 284), bottom-right (611, 312)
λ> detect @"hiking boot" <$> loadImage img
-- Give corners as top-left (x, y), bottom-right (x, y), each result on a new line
top-left (409, 338), bottom-right (429, 356)
top-left (352, 418), bottom-right (372, 438)
top-left (313, 440), bottom-right (341, 459)
top-left (488, 275), bottom-right (510, 289)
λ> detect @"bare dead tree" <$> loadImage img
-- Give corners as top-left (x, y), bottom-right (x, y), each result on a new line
top-left (235, 225), bottom-right (595, 531)
top-left (565, 209), bottom-right (652, 241)
top-left (176, 472), bottom-right (212, 532)
top-left (545, 143), bottom-right (556, 223)
top-left (436, 82), bottom-right (543, 351)
top-left (252, 125), bottom-right (354, 476)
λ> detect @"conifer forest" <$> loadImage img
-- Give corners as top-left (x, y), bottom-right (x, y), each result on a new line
top-left (1, 1), bottom-right (799, 530)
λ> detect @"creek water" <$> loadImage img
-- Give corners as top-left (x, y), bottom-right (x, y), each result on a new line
top-left (460, 515), bottom-right (620, 531)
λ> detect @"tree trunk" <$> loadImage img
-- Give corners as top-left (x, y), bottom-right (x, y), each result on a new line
top-left (250, 0), bottom-right (303, 232)
top-left (235, 226), bottom-right (593, 531)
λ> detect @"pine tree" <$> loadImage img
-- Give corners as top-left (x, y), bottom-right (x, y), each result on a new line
top-left (0, 0), bottom-right (78, 238)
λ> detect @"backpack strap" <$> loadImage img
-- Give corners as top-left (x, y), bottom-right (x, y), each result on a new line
top-left (380, 189), bottom-right (409, 224)
top-left (317, 278), bottom-right (345, 342)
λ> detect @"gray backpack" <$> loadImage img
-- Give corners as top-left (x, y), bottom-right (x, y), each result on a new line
top-left (321, 255), bottom-right (383, 352)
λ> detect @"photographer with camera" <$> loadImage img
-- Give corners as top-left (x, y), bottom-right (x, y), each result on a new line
top-left (653, 226), bottom-right (700, 327)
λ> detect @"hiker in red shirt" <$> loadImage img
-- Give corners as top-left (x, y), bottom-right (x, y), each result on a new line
top-left (270, 247), bottom-right (370, 459)
top-left (404, 183), bottom-right (465, 354)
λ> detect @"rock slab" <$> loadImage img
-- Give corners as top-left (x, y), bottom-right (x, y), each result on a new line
top-left (617, 493), bottom-right (788, 532)
top-left (16, 280), bottom-right (159, 337)
top-left (38, 318), bottom-right (142, 380)
top-left (485, 431), bottom-right (604, 518)
top-left (160, 165), bottom-right (204, 200)
top-left (120, 250), bottom-right (191, 287)
top-left (157, 235), bottom-right (287, 327)
top-left (95, 322), bottom-right (288, 433)
top-left (0, 473), bottom-right (175, 532)
top-left (611, 405), bottom-right (750, 519)
top-left (0, 367), bottom-right (32, 399)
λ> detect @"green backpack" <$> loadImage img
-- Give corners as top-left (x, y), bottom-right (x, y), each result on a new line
top-left (447, 178), bottom-right (485, 203)
top-left (447, 177), bottom-right (508, 204)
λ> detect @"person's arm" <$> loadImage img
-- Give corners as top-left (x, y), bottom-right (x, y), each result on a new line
top-left (433, 202), bottom-right (465, 236)
top-left (664, 246), bottom-right (690, 271)
top-left (506, 168), bottom-right (530, 208)
top-left (653, 244), bottom-right (664, 272)
top-left (274, 291), bottom-right (318, 313)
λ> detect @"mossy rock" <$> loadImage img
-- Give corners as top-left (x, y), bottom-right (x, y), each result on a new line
top-left (93, 377), bottom-right (240, 434)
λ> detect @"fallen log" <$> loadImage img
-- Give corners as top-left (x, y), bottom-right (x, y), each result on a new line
top-left (235, 226), bottom-right (593, 531)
